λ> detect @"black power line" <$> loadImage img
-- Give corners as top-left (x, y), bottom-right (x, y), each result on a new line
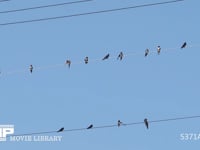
top-left (8, 115), bottom-right (200, 137)
top-left (0, 0), bottom-right (10, 2)
top-left (0, 0), bottom-right (93, 14)
top-left (0, 0), bottom-right (184, 26)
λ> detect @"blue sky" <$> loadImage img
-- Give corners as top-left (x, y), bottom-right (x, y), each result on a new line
top-left (1, 0), bottom-right (200, 149)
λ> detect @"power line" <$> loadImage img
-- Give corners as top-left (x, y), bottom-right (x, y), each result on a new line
top-left (0, 0), bottom-right (184, 26)
top-left (7, 115), bottom-right (200, 137)
top-left (0, 0), bottom-right (10, 2)
top-left (0, 0), bottom-right (93, 14)
top-left (0, 43), bottom-right (198, 77)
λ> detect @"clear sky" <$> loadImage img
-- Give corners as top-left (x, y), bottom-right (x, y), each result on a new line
top-left (1, 0), bottom-right (200, 149)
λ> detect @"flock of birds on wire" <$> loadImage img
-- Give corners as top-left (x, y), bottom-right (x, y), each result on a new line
top-left (8, 115), bottom-right (200, 137)
top-left (28, 42), bottom-right (187, 74)
top-left (57, 118), bottom-right (149, 133)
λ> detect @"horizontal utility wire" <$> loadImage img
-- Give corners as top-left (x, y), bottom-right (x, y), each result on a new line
top-left (7, 115), bottom-right (200, 138)
top-left (0, 0), bottom-right (10, 2)
top-left (0, 44), bottom-right (199, 77)
top-left (0, 0), bottom-right (184, 26)
top-left (0, 0), bottom-right (93, 14)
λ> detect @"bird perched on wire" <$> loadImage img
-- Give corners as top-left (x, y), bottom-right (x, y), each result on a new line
top-left (66, 60), bottom-right (71, 68)
top-left (117, 120), bottom-right (123, 127)
top-left (157, 46), bottom-right (161, 55)
top-left (145, 49), bottom-right (149, 57)
top-left (181, 42), bottom-right (187, 49)
top-left (144, 118), bottom-right (149, 129)
top-left (102, 53), bottom-right (110, 60)
top-left (57, 127), bottom-right (64, 132)
top-left (87, 124), bottom-right (93, 129)
top-left (84, 56), bottom-right (89, 64)
top-left (117, 52), bottom-right (124, 60)
top-left (29, 65), bottom-right (33, 73)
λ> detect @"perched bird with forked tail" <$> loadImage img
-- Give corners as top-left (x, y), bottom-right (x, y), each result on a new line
top-left (102, 54), bottom-right (110, 60)
top-left (117, 52), bottom-right (124, 60)
top-left (181, 42), bottom-right (187, 49)
top-left (29, 65), bottom-right (33, 73)
top-left (84, 56), bottom-right (89, 64)
top-left (144, 118), bottom-right (149, 129)
top-left (66, 60), bottom-right (71, 68)
top-left (157, 46), bottom-right (161, 55)
top-left (87, 124), bottom-right (93, 129)
top-left (57, 127), bottom-right (64, 132)
top-left (118, 120), bottom-right (123, 127)
top-left (145, 49), bottom-right (149, 57)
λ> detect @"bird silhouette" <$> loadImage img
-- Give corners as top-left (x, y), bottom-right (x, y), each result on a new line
top-left (157, 46), bottom-right (161, 55)
top-left (145, 49), bottom-right (149, 57)
top-left (84, 56), bottom-right (89, 64)
top-left (144, 118), bottom-right (149, 129)
top-left (117, 52), bottom-right (124, 60)
top-left (57, 127), bottom-right (64, 132)
top-left (102, 54), bottom-right (110, 60)
top-left (66, 60), bottom-right (71, 68)
top-left (87, 124), bottom-right (93, 129)
top-left (29, 65), bottom-right (33, 73)
top-left (181, 42), bottom-right (187, 49)
top-left (118, 120), bottom-right (123, 127)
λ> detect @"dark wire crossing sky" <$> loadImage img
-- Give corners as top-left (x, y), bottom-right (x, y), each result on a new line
top-left (0, 0), bottom-right (10, 3)
top-left (0, 0), bottom-right (184, 26)
top-left (0, 0), bottom-right (93, 14)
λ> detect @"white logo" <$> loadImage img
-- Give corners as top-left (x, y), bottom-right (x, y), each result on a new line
top-left (0, 125), bottom-right (14, 141)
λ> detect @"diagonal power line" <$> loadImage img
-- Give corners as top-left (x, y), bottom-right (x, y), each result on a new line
top-left (0, 0), bottom-right (10, 3)
top-left (0, 0), bottom-right (184, 26)
top-left (7, 115), bottom-right (200, 138)
top-left (0, 0), bottom-right (93, 14)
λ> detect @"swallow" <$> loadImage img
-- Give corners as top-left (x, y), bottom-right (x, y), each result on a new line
top-left (118, 120), bottom-right (123, 127)
top-left (145, 49), bottom-right (149, 57)
top-left (87, 124), bottom-right (93, 129)
top-left (57, 127), bottom-right (64, 132)
top-left (29, 65), bottom-right (33, 73)
top-left (144, 118), bottom-right (149, 129)
top-left (102, 54), bottom-right (110, 60)
top-left (66, 60), bottom-right (71, 68)
top-left (157, 46), bottom-right (161, 55)
top-left (117, 52), bottom-right (124, 60)
top-left (84, 56), bottom-right (89, 64)
top-left (181, 42), bottom-right (187, 49)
